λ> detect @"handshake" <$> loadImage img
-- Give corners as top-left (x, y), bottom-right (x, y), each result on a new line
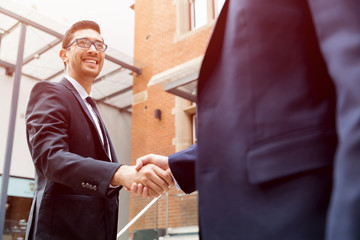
top-left (111, 154), bottom-right (174, 198)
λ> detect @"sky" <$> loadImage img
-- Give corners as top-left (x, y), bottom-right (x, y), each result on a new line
top-left (10, 0), bottom-right (135, 57)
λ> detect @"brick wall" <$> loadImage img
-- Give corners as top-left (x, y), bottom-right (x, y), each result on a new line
top-left (130, 0), bottom-right (214, 235)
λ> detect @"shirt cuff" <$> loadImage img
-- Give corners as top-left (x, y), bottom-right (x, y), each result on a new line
top-left (172, 174), bottom-right (181, 190)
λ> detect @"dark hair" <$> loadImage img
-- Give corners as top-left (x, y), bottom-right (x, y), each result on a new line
top-left (62, 20), bottom-right (101, 49)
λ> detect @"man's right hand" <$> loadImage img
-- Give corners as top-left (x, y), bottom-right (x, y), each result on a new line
top-left (111, 163), bottom-right (173, 198)
top-left (124, 154), bottom-right (173, 198)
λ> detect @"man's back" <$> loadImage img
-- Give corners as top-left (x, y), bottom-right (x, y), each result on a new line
top-left (171, 0), bottom-right (346, 239)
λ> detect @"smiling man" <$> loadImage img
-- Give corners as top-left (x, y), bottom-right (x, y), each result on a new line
top-left (25, 20), bottom-right (173, 240)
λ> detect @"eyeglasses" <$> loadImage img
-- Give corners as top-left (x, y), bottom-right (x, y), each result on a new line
top-left (66, 38), bottom-right (108, 52)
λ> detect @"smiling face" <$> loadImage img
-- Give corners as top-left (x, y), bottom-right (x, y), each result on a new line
top-left (60, 28), bottom-right (105, 92)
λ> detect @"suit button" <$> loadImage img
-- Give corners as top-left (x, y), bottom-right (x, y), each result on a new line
top-left (81, 182), bottom-right (86, 188)
top-left (93, 185), bottom-right (97, 191)
top-left (86, 183), bottom-right (90, 189)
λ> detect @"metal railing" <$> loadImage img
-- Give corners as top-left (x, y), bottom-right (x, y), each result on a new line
top-left (117, 189), bottom-right (168, 238)
top-left (117, 188), bottom-right (198, 240)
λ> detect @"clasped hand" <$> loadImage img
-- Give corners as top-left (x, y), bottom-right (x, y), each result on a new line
top-left (112, 154), bottom-right (172, 198)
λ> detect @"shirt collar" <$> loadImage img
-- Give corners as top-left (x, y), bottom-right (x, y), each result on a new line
top-left (64, 75), bottom-right (91, 100)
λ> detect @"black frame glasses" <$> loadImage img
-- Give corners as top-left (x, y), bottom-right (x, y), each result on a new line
top-left (66, 38), bottom-right (108, 52)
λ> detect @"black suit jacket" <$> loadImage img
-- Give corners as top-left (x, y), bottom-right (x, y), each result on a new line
top-left (169, 0), bottom-right (360, 239)
top-left (25, 78), bottom-right (122, 240)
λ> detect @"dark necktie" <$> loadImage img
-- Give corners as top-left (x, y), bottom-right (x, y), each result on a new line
top-left (85, 97), bottom-right (109, 156)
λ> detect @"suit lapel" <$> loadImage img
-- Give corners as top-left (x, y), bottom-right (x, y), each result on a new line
top-left (60, 78), bottom-right (113, 161)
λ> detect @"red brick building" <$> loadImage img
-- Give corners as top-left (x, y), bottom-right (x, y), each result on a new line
top-left (130, 0), bottom-right (225, 238)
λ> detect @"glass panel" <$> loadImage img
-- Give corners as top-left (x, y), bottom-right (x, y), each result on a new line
top-left (191, 0), bottom-right (208, 30)
top-left (0, 1), bottom-right (138, 113)
top-left (21, 43), bottom-right (63, 80)
top-left (23, 26), bottom-right (58, 60)
top-left (4, 196), bottom-right (32, 240)
top-left (0, 176), bottom-right (34, 240)
top-left (103, 90), bottom-right (133, 110)
top-left (93, 71), bottom-right (129, 98)
top-left (0, 14), bottom-right (18, 33)
top-left (0, 24), bottom-right (20, 64)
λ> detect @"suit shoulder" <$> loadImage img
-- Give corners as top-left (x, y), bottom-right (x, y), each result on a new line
top-left (29, 81), bottom-right (74, 103)
top-left (28, 81), bottom-right (73, 111)
top-left (31, 81), bottom-right (66, 94)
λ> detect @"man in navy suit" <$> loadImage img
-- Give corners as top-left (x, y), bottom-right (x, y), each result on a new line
top-left (25, 20), bottom-right (173, 240)
top-left (133, 0), bottom-right (360, 239)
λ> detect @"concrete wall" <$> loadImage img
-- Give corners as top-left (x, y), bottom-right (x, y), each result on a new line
top-left (0, 66), bottom-right (36, 178)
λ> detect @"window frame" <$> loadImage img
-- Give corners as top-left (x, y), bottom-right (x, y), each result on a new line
top-left (174, 0), bottom-right (225, 39)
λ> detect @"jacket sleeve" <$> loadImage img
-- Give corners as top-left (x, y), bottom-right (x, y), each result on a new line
top-left (168, 144), bottom-right (197, 194)
top-left (307, 0), bottom-right (360, 239)
top-left (26, 82), bottom-right (121, 196)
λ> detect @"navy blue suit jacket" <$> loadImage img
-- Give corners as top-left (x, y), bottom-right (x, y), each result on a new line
top-left (169, 0), bottom-right (360, 239)
top-left (25, 78), bottom-right (121, 240)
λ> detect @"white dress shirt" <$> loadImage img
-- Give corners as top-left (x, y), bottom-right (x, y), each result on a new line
top-left (64, 75), bottom-right (111, 161)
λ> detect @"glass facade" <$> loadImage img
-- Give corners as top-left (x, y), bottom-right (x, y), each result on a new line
top-left (0, 176), bottom-right (34, 240)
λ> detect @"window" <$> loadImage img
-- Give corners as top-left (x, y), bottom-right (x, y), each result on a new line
top-left (189, 0), bottom-right (208, 30)
top-left (2, 176), bottom-right (34, 239)
top-left (174, 98), bottom-right (196, 152)
top-left (192, 113), bottom-right (197, 144)
top-left (189, 0), bottom-right (226, 30)
top-left (175, 0), bottom-right (226, 35)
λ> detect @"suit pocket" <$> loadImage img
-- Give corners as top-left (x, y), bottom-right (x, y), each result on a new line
top-left (37, 194), bottom-right (107, 240)
top-left (246, 127), bottom-right (337, 184)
